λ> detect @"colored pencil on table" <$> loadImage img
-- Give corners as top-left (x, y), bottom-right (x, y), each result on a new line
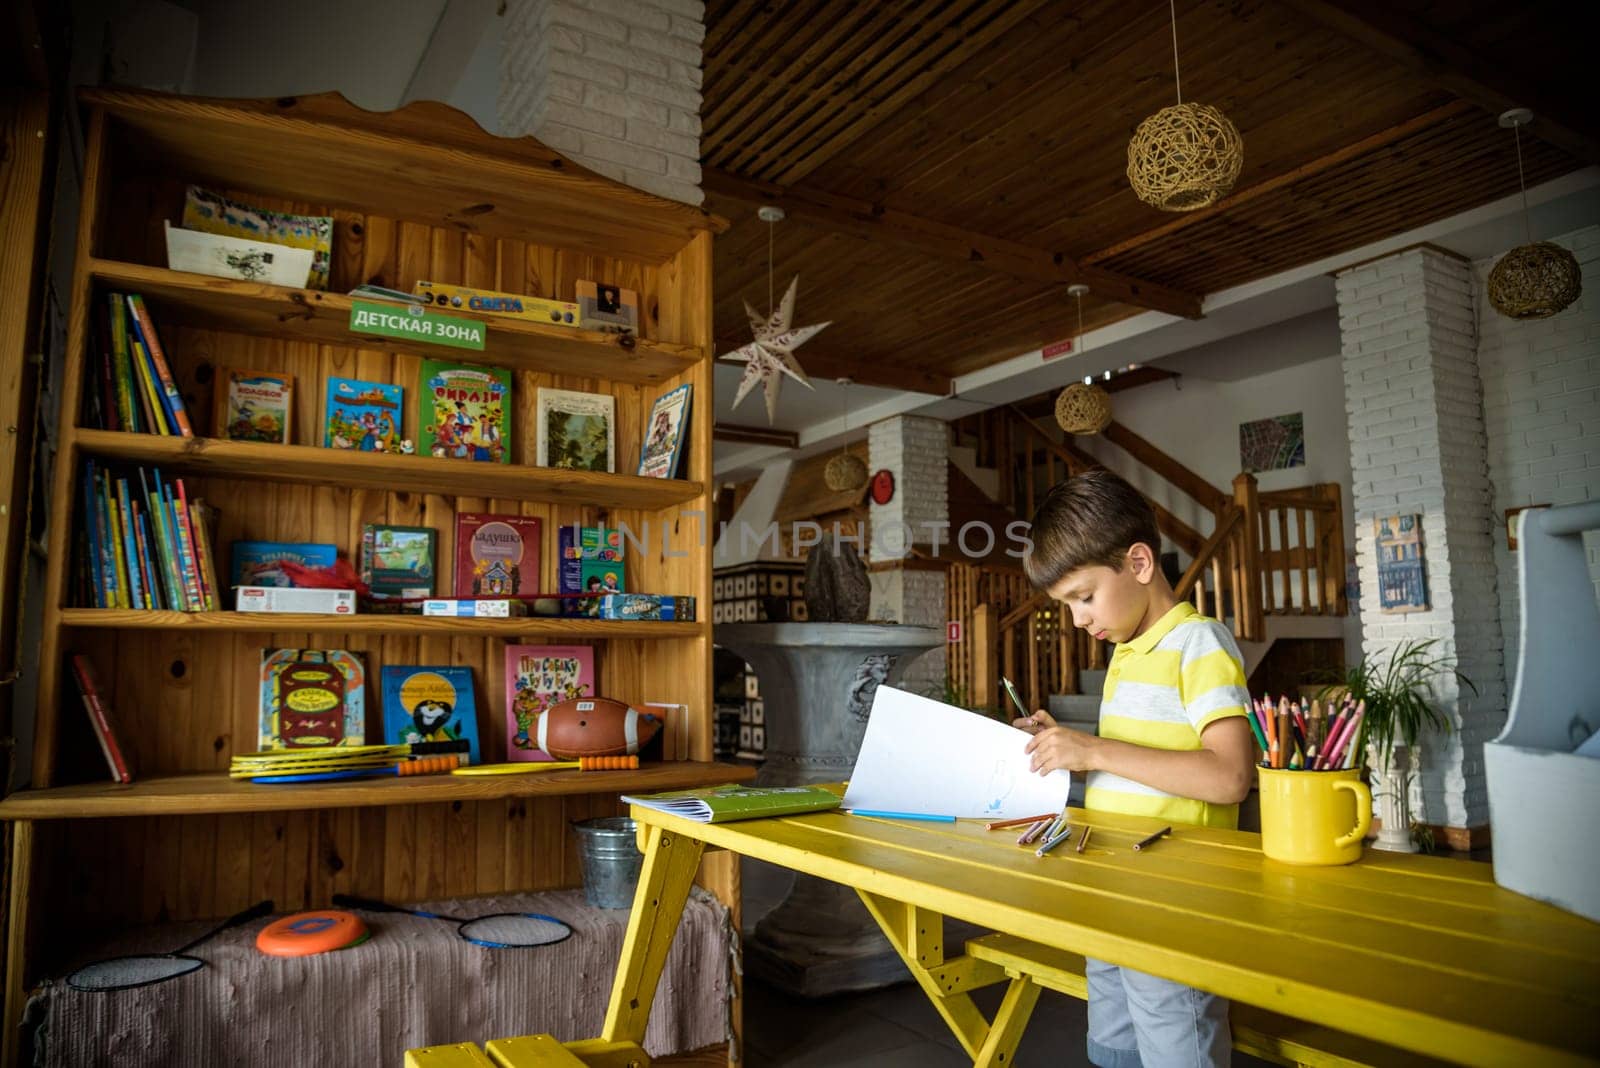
top-left (1018, 818), bottom-right (1051, 845)
top-left (845, 809), bottom-right (956, 823)
top-left (1035, 824), bottom-right (1075, 857)
top-left (1075, 826), bottom-right (1093, 853)
top-left (1132, 826), bottom-right (1172, 851)
top-left (987, 813), bottom-right (1056, 831)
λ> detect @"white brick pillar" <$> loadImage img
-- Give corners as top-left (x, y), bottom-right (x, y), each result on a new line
top-left (868, 416), bottom-right (950, 698)
top-left (499, 0), bottom-right (704, 206)
top-left (1335, 247), bottom-right (1506, 837)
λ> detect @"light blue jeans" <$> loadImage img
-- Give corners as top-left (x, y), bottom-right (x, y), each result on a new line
top-left (1085, 958), bottom-right (1231, 1068)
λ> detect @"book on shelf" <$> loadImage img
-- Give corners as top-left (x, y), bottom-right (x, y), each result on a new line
top-left (125, 294), bottom-right (193, 437)
top-left (230, 541), bottom-right (338, 590)
top-left (78, 460), bottom-right (218, 612)
top-left (638, 383), bottom-right (692, 479)
top-left (505, 645), bottom-right (594, 762)
top-left (536, 387), bottom-right (614, 473)
top-left (420, 359), bottom-right (511, 463)
top-left (68, 654), bottom-right (136, 783)
top-left (325, 377), bottom-right (402, 451)
top-left (558, 526), bottom-right (624, 617)
top-left (260, 649), bottom-right (366, 749)
top-left (620, 783), bottom-right (843, 824)
top-left (92, 292), bottom-right (178, 436)
top-left (360, 523), bottom-right (435, 613)
top-left (453, 513), bottom-right (540, 599)
top-left (380, 665), bottom-right (480, 765)
top-left (215, 369), bottom-right (293, 443)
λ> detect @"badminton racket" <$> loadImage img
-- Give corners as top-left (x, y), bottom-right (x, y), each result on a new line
top-left (330, 894), bottom-right (573, 949)
top-left (65, 899), bottom-right (273, 992)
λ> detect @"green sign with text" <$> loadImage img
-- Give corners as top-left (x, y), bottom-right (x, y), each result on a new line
top-left (348, 300), bottom-right (485, 351)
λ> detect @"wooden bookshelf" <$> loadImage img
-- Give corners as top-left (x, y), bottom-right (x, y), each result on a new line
top-left (73, 429), bottom-right (705, 508)
top-left (59, 608), bottom-right (703, 638)
top-left (3, 88), bottom-right (733, 1065)
top-left (88, 259), bottom-right (703, 386)
top-left (0, 762), bottom-right (756, 820)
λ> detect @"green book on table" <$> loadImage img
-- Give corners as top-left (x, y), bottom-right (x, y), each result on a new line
top-left (620, 783), bottom-right (842, 823)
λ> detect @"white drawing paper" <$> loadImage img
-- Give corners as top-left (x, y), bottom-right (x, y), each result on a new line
top-left (842, 686), bottom-right (1072, 819)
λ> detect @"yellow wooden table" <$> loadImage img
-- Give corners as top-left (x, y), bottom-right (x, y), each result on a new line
top-left (599, 796), bottom-right (1599, 1068)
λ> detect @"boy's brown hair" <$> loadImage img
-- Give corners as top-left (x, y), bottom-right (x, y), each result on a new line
top-left (1022, 467), bottom-right (1161, 590)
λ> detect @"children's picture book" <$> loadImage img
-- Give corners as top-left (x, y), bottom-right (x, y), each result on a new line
top-left (125, 294), bottom-right (194, 437)
top-left (638, 383), bottom-right (692, 479)
top-left (619, 783), bottom-right (843, 824)
top-left (182, 184), bottom-right (333, 290)
top-left (454, 513), bottom-right (540, 598)
top-left (381, 665), bottom-right (480, 765)
top-left (231, 541), bottom-right (338, 589)
top-left (505, 645), bottom-right (594, 761)
top-left (420, 359), bottom-right (511, 463)
top-left (69, 653), bottom-right (136, 783)
top-left (558, 526), bottom-right (624, 616)
top-left (536, 388), bottom-right (615, 472)
top-left (216, 369), bottom-right (293, 443)
top-left (325, 377), bottom-right (402, 451)
top-left (259, 648), bottom-right (365, 749)
top-left (360, 524), bottom-right (436, 612)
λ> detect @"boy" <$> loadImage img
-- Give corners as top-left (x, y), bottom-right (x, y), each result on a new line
top-left (1014, 468), bottom-right (1254, 1068)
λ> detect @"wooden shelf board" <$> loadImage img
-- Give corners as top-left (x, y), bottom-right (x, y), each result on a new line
top-left (90, 259), bottom-right (701, 386)
top-left (58, 607), bottom-right (704, 637)
top-left (0, 762), bottom-right (756, 820)
top-left (88, 88), bottom-right (725, 264)
top-left (72, 429), bottom-right (704, 510)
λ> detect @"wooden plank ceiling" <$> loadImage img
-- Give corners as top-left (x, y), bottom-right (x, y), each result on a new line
top-left (702, 0), bottom-right (1588, 392)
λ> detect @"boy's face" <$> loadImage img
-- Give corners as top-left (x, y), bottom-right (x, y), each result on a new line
top-left (1046, 543), bottom-right (1159, 643)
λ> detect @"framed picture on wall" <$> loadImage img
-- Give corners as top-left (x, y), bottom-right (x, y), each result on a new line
top-left (1375, 514), bottom-right (1429, 613)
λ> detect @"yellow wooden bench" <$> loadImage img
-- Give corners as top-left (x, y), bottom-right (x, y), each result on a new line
top-left (406, 1036), bottom-right (651, 1068)
top-left (965, 932), bottom-right (1455, 1068)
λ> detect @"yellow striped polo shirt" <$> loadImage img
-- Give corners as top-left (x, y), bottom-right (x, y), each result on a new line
top-left (1085, 601), bottom-right (1251, 829)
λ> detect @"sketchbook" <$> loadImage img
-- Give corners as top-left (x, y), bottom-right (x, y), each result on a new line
top-left (842, 687), bottom-right (1072, 819)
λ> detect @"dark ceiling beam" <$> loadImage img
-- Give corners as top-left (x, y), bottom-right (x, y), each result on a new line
top-left (1083, 100), bottom-right (1477, 266)
top-left (703, 168), bottom-right (1204, 321)
top-left (714, 345), bottom-right (952, 396)
top-left (714, 423), bottom-right (799, 449)
top-left (1278, 0), bottom-right (1599, 164)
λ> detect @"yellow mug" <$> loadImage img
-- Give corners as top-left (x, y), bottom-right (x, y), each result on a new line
top-left (1257, 766), bottom-right (1372, 865)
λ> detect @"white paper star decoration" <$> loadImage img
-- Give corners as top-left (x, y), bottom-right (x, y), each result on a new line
top-left (721, 275), bottom-right (829, 423)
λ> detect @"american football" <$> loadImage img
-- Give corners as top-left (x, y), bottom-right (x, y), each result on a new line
top-left (537, 696), bottom-right (661, 759)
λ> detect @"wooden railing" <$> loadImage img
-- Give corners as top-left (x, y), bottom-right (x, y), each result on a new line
top-left (949, 403), bottom-right (1346, 710)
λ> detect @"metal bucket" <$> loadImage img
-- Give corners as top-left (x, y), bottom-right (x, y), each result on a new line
top-left (573, 817), bottom-right (643, 909)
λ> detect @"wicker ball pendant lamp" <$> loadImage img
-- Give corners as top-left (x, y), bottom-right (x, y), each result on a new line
top-left (1487, 109), bottom-right (1582, 320)
top-left (1127, 0), bottom-right (1243, 212)
top-left (823, 378), bottom-right (869, 492)
top-left (1054, 285), bottom-right (1113, 435)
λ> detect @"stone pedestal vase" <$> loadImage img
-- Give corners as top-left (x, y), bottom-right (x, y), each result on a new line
top-left (1370, 744), bottom-right (1417, 854)
top-left (716, 622), bottom-right (943, 996)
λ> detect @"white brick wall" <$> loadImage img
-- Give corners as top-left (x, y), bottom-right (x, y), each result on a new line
top-left (499, 0), bottom-right (704, 206)
top-left (1476, 225), bottom-right (1600, 689)
top-left (1335, 247), bottom-right (1506, 830)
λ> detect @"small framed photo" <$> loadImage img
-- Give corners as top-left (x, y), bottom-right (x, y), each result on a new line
top-left (638, 383), bottom-right (692, 479)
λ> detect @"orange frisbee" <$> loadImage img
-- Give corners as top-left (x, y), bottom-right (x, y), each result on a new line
top-left (255, 909), bottom-right (369, 957)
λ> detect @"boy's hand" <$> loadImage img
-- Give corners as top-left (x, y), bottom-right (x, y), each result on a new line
top-left (1024, 723), bottom-right (1099, 775)
top-left (1013, 708), bottom-right (1056, 735)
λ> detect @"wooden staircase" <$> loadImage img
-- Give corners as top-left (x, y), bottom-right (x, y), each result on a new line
top-left (947, 402), bottom-right (1347, 712)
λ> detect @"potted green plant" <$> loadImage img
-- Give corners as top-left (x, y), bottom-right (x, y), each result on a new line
top-left (1316, 639), bottom-right (1476, 853)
